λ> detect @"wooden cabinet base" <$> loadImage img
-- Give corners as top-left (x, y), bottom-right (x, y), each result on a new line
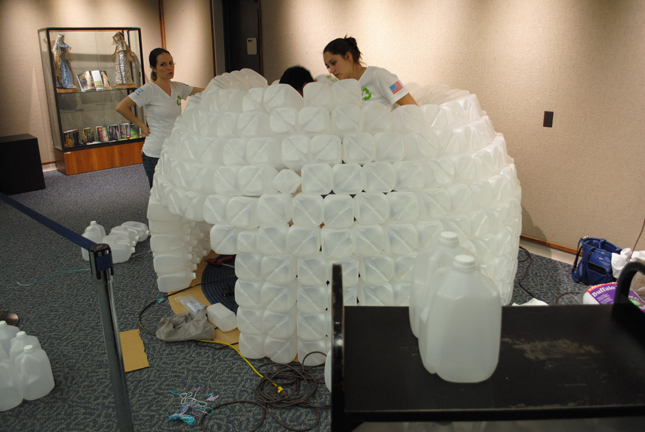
top-left (54, 141), bottom-right (144, 175)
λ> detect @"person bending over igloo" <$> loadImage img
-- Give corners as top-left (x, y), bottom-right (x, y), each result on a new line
top-left (323, 36), bottom-right (418, 110)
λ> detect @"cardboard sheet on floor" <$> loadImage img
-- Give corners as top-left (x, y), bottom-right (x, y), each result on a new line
top-left (119, 329), bottom-right (150, 372)
top-left (168, 252), bottom-right (240, 346)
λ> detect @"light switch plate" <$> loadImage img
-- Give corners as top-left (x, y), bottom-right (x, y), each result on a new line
top-left (247, 38), bottom-right (257, 55)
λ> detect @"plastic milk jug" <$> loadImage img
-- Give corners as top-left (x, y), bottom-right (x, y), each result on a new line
top-left (421, 255), bottom-right (501, 383)
top-left (89, 221), bottom-right (106, 238)
top-left (120, 221), bottom-right (150, 242)
top-left (206, 303), bottom-right (238, 332)
top-left (0, 321), bottom-right (19, 354)
top-left (103, 241), bottom-right (135, 264)
top-left (81, 223), bottom-right (104, 261)
top-left (0, 358), bottom-right (23, 411)
top-left (14, 345), bottom-right (55, 400)
top-left (10, 331), bottom-right (42, 362)
top-left (324, 348), bottom-right (332, 392)
top-left (409, 231), bottom-right (471, 337)
top-left (157, 270), bottom-right (197, 293)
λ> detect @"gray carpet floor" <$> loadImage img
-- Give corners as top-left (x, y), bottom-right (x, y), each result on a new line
top-left (0, 164), bottom-right (586, 431)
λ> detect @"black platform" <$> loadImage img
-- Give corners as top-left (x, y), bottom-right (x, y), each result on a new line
top-left (0, 134), bottom-right (46, 195)
top-left (330, 262), bottom-right (645, 431)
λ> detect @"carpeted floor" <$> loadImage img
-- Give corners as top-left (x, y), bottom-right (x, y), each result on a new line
top-left (0, 164), bottom-right (587, 431)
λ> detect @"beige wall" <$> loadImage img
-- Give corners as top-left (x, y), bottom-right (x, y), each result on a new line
top-left (0, 0), bottom-right (213, 163)
top-left (163, 0), bottom-right (214, 94)
top-left (261, 0), bottom-right (645, 251)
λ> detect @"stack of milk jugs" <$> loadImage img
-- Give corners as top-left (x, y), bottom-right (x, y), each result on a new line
top-left (145, 68), bottom-right (521, 366)
top-left (148, 196), bottom-right (213, 292)
top-left (80, 220), bottom-right (150, 263)
top-left (0, 321), bottom-right (55, 411)
top-left (411, 231), bottom-right (501, 382)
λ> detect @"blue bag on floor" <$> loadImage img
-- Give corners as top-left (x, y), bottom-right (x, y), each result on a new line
top-left (572, 237), bottom-right (621, 285)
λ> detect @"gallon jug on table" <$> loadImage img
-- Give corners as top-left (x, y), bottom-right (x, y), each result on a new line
top-left (421, 255), bottom-right (501, 383)
top-left (409, 231), bottom-right (472, 337)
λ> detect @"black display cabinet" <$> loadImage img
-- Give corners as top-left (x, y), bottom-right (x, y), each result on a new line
top-left (0, 134), bottom-right (46, 195)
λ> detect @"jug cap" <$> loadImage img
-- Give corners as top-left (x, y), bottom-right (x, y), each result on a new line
top-left (453, 254), bottom-right (476, 271)
top-left (24, 345), bottom-right (35, 353)
top-left (439, 231), bottom-right (459, 246)
top-left (0, 321), bottom-right (6, 327)
top-left (16, 331), bottom-right (26, 338)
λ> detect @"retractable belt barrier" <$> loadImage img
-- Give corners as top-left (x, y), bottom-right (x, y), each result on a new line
top-left (0, 192), bottom-right (113, 271)
top-left (0, 191), bottom-right (134, 431)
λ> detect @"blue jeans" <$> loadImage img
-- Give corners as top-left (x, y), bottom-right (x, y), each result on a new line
top-left (141, 152), bottom-right (159, 188)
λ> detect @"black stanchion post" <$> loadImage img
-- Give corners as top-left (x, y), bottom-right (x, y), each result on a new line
top-left (89, 243), bottom-right (135, 432)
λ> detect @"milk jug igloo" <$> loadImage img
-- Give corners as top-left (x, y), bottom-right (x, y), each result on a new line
top-left (422, 255), bottom-right (501, 383)
top-left (147, 69), bottom-right (522, 364)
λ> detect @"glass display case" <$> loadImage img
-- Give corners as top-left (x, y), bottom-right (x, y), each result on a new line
top-left (38, 27), bottom-right (146, 173)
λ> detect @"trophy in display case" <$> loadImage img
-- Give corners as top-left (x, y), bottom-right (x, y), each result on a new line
top-left (112, 31), bottom-right (136, 88)
top-left (52, 33), bottom-right (77, 91)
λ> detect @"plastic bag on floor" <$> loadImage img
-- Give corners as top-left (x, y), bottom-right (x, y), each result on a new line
top-left (612, 249), bottom-right (645, 279)
top-left (156, 308), bottom-right (215, 342)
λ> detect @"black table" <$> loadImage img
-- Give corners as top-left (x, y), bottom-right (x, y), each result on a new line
top-left (330, 263), bottom-right (645, 431)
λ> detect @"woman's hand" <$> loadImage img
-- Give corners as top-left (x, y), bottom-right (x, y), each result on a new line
top-left (116, 95), bottom-right (148, 137)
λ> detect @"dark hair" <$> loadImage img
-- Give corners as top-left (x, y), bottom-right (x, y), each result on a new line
top-left (149, 48), bottom-right (170, 81)
top-left (323, 36), bottom-right (362, 64)
top-left (279, 66), bottom-right (314, 95)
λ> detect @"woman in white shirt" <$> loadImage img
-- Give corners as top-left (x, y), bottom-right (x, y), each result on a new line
top-left (323, 37), bottom-right (417, 110)
top-left (116, 48), bottom-right (204, 187)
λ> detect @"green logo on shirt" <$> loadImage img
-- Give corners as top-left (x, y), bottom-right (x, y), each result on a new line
top-left (176, 96), bottom-right (181, 106)
top-left (362, 88), bottom-right (372, 101)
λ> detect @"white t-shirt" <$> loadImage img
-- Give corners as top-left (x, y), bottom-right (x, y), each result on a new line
top-left (129, 81), bottom-right (193, 157)
top-left (359, 66), bottom-right (409, 110)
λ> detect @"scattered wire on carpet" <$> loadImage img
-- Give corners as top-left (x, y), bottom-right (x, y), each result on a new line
top-left (136, 278), bottom-right (331, 431)
top-left (198, 351), bottom-right (330, 432)
top-left (166, 386), bottom-right (219, 425)
top-left (17, 269), bottom-right (90, 286)
top-left (627, 216), bottom-right (645, 263)
top-left (516, 246), bottom-right (541, 301)
top-left (555, 291), bottom-right (580, 305)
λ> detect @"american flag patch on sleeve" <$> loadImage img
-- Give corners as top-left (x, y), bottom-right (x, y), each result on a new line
top-left (389, 81), bottom-right (403, 95)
